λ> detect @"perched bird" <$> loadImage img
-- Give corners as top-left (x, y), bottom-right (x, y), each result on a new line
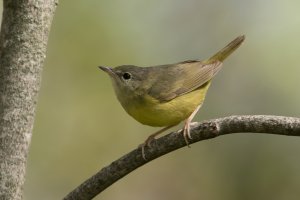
top-left (99, 35), bottom-right (245, 159)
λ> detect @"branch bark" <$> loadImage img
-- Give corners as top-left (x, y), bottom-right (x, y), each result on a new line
top-left (64, 115), bottom-right (300, 200)
top-left (0, 1), bottom-right (57, 199)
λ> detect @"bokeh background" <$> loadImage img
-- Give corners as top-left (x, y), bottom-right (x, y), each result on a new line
top-left (6, 0), bottom-right (299, 199)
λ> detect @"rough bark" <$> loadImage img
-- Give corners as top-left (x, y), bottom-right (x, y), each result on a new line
top-left (64, 115), bottom-right (300, 200)
top-left (0, 0), bottom-right (57, 199)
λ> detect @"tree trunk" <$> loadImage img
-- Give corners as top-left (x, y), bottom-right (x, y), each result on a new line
top-left (0, 0), bottom-right (57, 199)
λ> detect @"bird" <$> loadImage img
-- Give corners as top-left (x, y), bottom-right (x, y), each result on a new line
top-left (99, 35), bottom-right (245, 159)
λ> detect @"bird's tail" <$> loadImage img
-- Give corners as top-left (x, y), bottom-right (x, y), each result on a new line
top-left (208, 35), bottom-right (245, 62)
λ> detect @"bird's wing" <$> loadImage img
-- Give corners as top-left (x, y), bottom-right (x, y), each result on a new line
top-left (148, 60), bottom-right (223, 102)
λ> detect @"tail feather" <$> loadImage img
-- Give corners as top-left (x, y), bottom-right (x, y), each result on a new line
top-left (208, 35), bottom-right (245, 62)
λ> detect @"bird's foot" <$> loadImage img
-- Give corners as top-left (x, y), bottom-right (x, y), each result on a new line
top-left (183, 121), bottom-right (192, 147)
top-left (139, 135), bottom-right (156, 160)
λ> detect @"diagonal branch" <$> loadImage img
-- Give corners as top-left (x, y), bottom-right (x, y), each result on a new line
top-left (63, 115), bottom-right (300, 200)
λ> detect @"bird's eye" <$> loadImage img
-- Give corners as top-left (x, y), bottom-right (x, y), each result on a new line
top-left (122, 72), bottom-right (131, 80)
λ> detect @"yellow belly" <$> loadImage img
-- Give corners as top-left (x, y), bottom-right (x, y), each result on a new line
top-left (123, 82), bottom-right (211, 127)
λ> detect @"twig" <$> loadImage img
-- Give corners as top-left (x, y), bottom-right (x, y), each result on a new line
top-left (63, 115), bottom-right (300, 200)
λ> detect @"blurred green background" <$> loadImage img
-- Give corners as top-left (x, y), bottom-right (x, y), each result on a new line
top-left (10, 0), bottom-right (300, 199)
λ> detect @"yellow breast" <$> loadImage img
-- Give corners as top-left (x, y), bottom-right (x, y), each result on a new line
top-left (122, 82), bottom-right (211, 127)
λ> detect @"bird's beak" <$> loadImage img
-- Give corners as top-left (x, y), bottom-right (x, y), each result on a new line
top-left (98, 66), bottom-right (115, 77)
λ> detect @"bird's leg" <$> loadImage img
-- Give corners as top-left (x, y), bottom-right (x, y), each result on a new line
top-left (141, 125), bottom-right (176, 160)
top-left (183, 104), bottom-right (202, 147)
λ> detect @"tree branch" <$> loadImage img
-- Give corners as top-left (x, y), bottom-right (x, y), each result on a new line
top-left (63, 115), bottom-right (300, 200)
top-left (0, 1), bottom-right (58, 199)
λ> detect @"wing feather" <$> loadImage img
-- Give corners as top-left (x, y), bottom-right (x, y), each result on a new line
top-left (148, 60), bottom-right (222, 102)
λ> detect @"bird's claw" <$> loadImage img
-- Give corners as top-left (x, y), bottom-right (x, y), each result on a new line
top-left (183, 122), bottom-right (192, 148)
top-left (140, 135), bottom-right (155, 160)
